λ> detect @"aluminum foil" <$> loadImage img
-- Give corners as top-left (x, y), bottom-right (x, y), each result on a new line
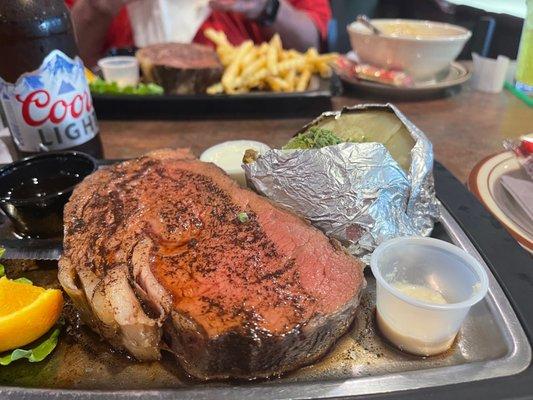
top-left (243, 104), bottom-right (440, 262)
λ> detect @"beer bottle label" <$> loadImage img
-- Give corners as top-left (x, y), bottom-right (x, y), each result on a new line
top-left (0, 50), bottom-right (99, 152)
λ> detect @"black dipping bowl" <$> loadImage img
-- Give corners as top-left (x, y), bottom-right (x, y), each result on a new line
top-left (0, 152), bottom-right (97, 238)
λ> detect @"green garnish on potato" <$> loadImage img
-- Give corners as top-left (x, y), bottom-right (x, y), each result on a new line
top-left (283, 127), bottom-right (366, 150)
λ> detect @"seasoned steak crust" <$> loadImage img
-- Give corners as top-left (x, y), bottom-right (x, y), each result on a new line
top-left (58, 149), bottom-right (365, 379)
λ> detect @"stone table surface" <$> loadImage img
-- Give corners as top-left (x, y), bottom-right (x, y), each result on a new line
top-left (99, 81), bottom-right (533, 184)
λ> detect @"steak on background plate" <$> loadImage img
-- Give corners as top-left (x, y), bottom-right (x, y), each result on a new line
top-left (136, 43), bottom-right (223, 95)
top-left (58, 149), bottom-right (365, 379)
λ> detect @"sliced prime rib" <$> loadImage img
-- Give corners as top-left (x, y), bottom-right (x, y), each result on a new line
top-left (58, 149), bottom-right (365, 379)
top-left (136, 43), bottom-right (223, 95)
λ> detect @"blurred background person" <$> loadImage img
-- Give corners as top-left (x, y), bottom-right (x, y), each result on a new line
top-left (66, 0), bottom-right (331, 67)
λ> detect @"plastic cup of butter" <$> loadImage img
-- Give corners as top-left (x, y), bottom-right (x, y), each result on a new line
top-left (97, 56), bottom-right (139, 88)
top-left (370, 237), bottom-right (489, 357)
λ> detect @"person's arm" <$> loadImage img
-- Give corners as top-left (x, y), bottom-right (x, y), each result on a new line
top-left (263, 1), bottom-right (319, 51)
top-left (209, 0), bottom-right (320, 51)
top-left (69, 0), bottom-right (128, 67)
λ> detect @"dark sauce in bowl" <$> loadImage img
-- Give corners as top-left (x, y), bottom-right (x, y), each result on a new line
top-left (2, 172), bottom-right (84, 201)
top-left (0, 152), bottom-right (97, 238)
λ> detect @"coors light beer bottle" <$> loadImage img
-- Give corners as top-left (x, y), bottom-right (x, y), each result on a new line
top-left (0, 0), bottom-right (104, 158)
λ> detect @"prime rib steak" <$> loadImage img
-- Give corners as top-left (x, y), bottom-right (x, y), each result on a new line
top-left (58, 149), bottom-right (365, 379)
top-left (136, 43), bottom-right (223, 95)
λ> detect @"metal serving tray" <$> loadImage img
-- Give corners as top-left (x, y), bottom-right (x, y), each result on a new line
top-left (0, 204), bottom-right (530, 400)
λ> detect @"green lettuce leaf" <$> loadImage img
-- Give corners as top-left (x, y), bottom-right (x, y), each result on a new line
top-left (89, 78), bottom-right (163, 96)
top-left (13, 277), bottom-right (32, 285)
top-left (0, 327), bottom-right (61, 366)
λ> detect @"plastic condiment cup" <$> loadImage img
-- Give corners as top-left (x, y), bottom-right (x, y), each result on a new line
top-left (471, 53), bottom-right (510, 93)
top-left (370, 237), bottom-right (489, 356)
top-left (97, 56), bottom-right (139, 88)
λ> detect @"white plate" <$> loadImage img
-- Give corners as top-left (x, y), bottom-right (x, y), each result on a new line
top-left (468, 152), bottom-right (533, 253)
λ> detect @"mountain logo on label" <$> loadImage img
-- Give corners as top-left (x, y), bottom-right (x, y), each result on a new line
top-left (24, 76), bottom-right (43, 89)
top-left (43, 53), bottom-right (76, 76)
top-left (58, 81), bottom-right (76, 95)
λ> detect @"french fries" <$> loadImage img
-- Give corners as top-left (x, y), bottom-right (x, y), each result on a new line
top-left (296, 67), bottom-right (312, 92)
top-left (205, 28), bottom-right (338, 94)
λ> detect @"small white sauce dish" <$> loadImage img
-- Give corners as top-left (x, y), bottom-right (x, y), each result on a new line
top-left (200, 140), bottom-right (271, 186)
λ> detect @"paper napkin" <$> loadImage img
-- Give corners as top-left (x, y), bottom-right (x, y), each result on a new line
top-left (127, 0), bottom-right (211, 47)
top-left (501, 174), bottom-right (533, 223)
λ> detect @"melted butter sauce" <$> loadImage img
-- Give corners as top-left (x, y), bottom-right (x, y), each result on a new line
top-left (393, 282), bottom-right (447, 304)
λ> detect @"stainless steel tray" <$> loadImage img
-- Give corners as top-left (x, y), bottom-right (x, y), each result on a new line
top-left (0, 205), bottom-right (530, 399)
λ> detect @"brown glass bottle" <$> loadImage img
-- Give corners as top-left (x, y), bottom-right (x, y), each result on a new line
top-left (0, 0), bottom-right (104, 159)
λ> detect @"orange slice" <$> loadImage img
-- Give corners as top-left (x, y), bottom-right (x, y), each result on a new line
top-left (84, 67), bottom-right (97, 84)
top-left (0, 277), bottom-right (63, 352)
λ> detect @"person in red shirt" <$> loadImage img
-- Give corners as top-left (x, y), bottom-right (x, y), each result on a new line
top-left (66, 0), bottom-right (331, 67)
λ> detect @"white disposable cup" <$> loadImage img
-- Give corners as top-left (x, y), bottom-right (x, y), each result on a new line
top-left (97, 56), bottom-right (140, 88)
top-left (370, 237), bottom-right (489, 356)
top-left (471, 53), bottom-right (509, 93)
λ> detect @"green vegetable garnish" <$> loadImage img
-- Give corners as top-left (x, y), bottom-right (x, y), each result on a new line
top-left (237, 212), bottom-right (249, 223)
top-left (283, 127), bottom-right (368, 150)
top-left (89, 78), bottom-right (164, 96)
top-left (0, 327), bottom-right (61, 366)
top-left (13, 277), bottom-right (32, 285)
top-left (283, 127), bottom-right (343, 150)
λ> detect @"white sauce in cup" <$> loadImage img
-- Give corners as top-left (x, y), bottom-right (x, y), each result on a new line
top-left (200, 140), bottom-right (271, 186)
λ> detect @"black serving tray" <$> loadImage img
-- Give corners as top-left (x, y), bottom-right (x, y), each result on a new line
top-left (92, 77), bottom-right (340, 120)
top-left (382, 161), bottom-right (533, 400)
